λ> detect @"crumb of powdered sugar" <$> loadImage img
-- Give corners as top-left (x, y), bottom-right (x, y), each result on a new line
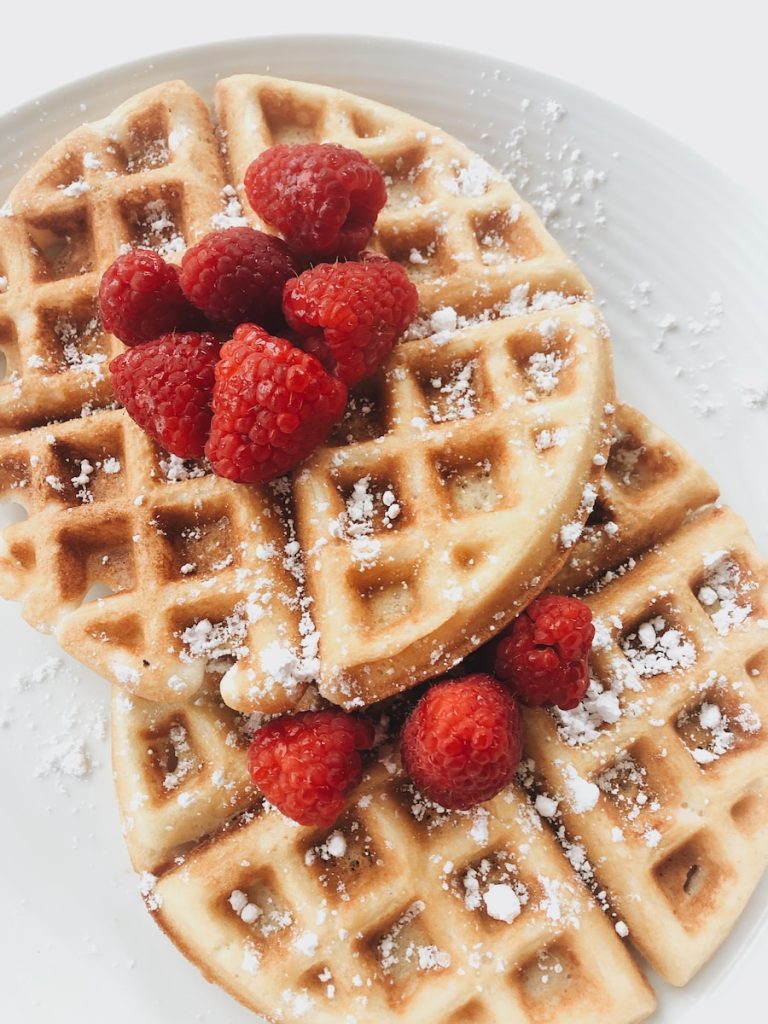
top-left (2, 655), bottom-right (108, 789)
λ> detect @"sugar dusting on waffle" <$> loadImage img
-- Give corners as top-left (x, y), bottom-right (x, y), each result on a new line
top-left (2, 70), bottom-right (766, 1024)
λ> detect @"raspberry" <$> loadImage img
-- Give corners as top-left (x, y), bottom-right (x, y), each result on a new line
top-left (98, 248), bottom-right (202, 346)
top-left (179, 226), bottom-right (299, 330)
top-left (244, 143), bottom-right (387, 260)
top-left (247, 710), bottom-right (375, 827)
top-left (110, 332), bottom-right (219, 458)
top-left (401, 674), bottom-right (523, 811)
top-left (205, 324), bottom-right (348, 483)
top-left (493, 594), bottom-right (595, 710)
top-left (283, 259), bottom-right (419, 385)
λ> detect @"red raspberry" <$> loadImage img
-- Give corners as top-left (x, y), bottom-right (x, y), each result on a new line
top-left (248, 710), bottom-right (375, 827)
top-left (205, 324), bottom-right (348, 483)
top-left (494, 594), bottom-right (595, 710)
top-left (283, 259), bottom-right (419, 385)
top-left (244, 143), bottom-right (387, 260)
top-left (110, 332), bottom-right (219, 458)
top-left (99, 248), bottom-right (202, 346)
top-left (179, 226), bottom-right (299, 330)
top-left (401, 674), bottom-right (523, 811)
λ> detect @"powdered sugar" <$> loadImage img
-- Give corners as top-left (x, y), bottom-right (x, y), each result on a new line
top-left (259, 641), bottom-right (317, 695)
top-left (559, 521), bottom-right (583, 549)
top-left (241, 941), bottom-right (261, 974)
top-left (157, 454), bottom-right (209, 482)
top-left (457, 851), bottom-right (530, 927)
top-left (483, 883), bottom-right (522, 923)
top-left (559, 483), bottom-right (598, 550)
top-left (469, 807), bottom-right (490, 845)
top-left (161, 724), bottom-right (196, 790)
top-left (59, 177), bottom-right (90, 198)
top-left (495, 96), bottom-right (608, 237)
top-left (68, 455), bottom-right (120, 503)
top-left (697, 554), bottom-right (754, 635)
top-left (294, 931), bottom-right (319, 956)
top-left (139, 872), bottom-right (162, 912)
top-left (281, 991), bottom-right (313, 1017)
top-left (181, 614), bottom-right (249, 662)
top-left (736, 703), bottom-right (762, 733)
top-left (563, 765), bottom-right (600, 812)
top-left (678, 691), bottom-right (762, 766)
top-left (136, 199), bottom-right (185, 257)
top-left (535, 426), bottom-right (569, 451)
top-left (305, 830), bottom-right (347, 866)
top-left (428, 306), bottom-right (459, 337)
top-left (405, 285), bottom-right (580, 348)
top-left (416, 945), bottom-right (451, 970)
top-left (211, 184), bottom-right (249, 229)
top-left (525, 351), bottom-right (563, 397)
top-left (536, 876), bottom-right (581, 927)
top-left (688, 702), bottom-right (734, 764)
top-left (535, 794), bottom-right (559, 818)
top-left (1, 655), bottom-right (108, 790)
top-left (330, 476), bottom-right (403, 569)
top-left (553, 637), bottom-right (637, 746)
top-left (208, 497), bottom-right (320, 702)
top-left (449, 156), bottom-right (496, 197)
top-left (54, 314), bottom-right (108, 380)
top-left (425, 360), bottom-right (477, 422)
top-left (621, 616), bottom-right (696, 677)
top-left (377, 900), bottom-right (451, 975)
top-left (556, 697), bottom-right (612, 746)
top-left (229, 889), bottom-right (262, 925)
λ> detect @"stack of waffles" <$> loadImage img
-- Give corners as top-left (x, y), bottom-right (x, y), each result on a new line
top-left (1, 73), bottom-right (767, 1024)
top-left (0, 76), bottom-right (613, 714)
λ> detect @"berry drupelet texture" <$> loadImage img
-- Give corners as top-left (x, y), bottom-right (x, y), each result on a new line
top-left (248, 710), bottom-right (376, 827)
top-left (244, 142), bottom-right (387, 260)
top-left (180, 226), bottom-right (300, 330)
top-left (401, 674), bottom-right (523, 810)
top-left (494, 594), bottom-right (595, 710)
top-left (110, 332), bottom-right (220, 458)
top-left (99, 248), bottom-right (202, 346)
top-left (205, 324), bottom-right (348, 483)
top-left (283, 257), bottom-right (419, 386)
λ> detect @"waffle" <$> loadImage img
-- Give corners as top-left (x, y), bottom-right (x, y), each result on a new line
top-left (114, 690), bottom-right (654, 1024)
top-left (523, 504), bottom-right (768, 985)
top-left (0, 81), bottom-right (225, 433)
top-left (0, 80), bottom-right (317, 707)
top-left (112, 405), bottom-right (766, 1017)
top-left (0, 75), bottom-right (614, 714)
top-left (112, 671), bottom-right (256, 873)
top-left (552, 403), bottom-right (719, 594)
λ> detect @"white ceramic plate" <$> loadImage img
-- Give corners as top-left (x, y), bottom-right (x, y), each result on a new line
top-left (1, 35), bottom-right (766, 1024)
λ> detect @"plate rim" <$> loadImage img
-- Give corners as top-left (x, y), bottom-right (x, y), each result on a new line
top-left (1, 32), bottom-right (767, 222)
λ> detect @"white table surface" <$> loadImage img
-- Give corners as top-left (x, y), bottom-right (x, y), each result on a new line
top-left (2, 0), bottom-right (766, 209)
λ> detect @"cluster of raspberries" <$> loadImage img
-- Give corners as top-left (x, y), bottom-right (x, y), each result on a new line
top-left (100, 143), bottom-right (419, 482)
top-left (248, 594), bottom-right (595, 826)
